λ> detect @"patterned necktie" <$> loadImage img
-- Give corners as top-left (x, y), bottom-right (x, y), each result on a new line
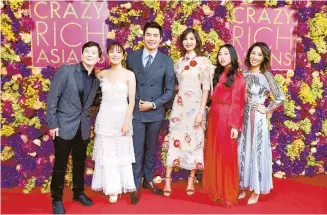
top-left (144, 54), bottom-right (153, 72)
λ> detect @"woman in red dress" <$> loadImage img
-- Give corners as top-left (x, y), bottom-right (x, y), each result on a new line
top-left (203, 44), bottom-right (246, 207)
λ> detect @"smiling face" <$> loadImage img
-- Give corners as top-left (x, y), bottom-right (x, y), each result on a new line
top-left (108, 45), bottom-right (124, 65)
top-left (81, 46), bottom-right (100, 67)
top-left (249, 46), bottom-right (264, 68)
top-left (218, 47), bottom-right (231, 67)
top-left (143, 27), bottom-right (162, 52)
top-left (182, 32), bottom-right (197, 53)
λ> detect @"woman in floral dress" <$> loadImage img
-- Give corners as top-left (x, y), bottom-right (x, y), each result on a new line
top-left (163, 28), bottom-right (215, 197)
top-left (238, 42), bottom-right (285, 204)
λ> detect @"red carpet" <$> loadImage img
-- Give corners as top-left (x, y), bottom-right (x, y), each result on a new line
top-left (2, 175), bottom-right (327, 214)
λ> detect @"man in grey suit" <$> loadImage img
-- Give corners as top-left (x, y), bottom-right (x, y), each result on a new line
top-left (46, 41), bottom-right (101, 214)
top-left (127, 21), bottom-right (176, 204)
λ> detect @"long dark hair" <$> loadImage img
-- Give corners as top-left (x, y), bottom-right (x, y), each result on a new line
top-left (213, 44), bottom-right (239, 88)
top-left (179, 28), bottom-right (202, 56)
top-left (244, 42), bottom-right (271, 73)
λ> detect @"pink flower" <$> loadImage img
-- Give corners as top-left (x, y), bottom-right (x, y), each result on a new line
top-left (177, 95), bottom-right (183, 106)
top-left (173, 139), bottom-right (181, 148)
top-left (185, 134), bottom-right (191, 143)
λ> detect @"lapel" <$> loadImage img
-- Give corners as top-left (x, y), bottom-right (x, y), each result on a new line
top-left (84, 77), bottom-right (99, 108)
top-left (143, 51), bottom-right (163, 84)
top-left (73, 64), bottom-right (83, 108)
top-left (135, 50), bottom-right (146, 84)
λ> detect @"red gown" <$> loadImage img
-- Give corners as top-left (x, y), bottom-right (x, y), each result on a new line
top-left (203, 68), bottom-right (246, 207)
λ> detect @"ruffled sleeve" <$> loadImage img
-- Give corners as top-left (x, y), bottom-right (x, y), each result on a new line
top-left (199, 57), bottom-right (215, 94)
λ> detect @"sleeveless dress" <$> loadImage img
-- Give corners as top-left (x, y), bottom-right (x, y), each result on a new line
top-left (91, 79), bottom-right (136, 196)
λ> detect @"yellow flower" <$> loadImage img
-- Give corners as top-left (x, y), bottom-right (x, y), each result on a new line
top-left (1, 125), bottom-right (14, 136)
top-left (171, 21), bottom-right (187, 37)
top-left (225, 1), bottom-right (236, 22)
top-left (284, 98), bottom-right (296, 118)
top-left (308, 12), bottom-right (327, 38)
top-left (273, 171), bottom-right (285, 179)
top-left (299, 82), bottom-right (316, 105)
top-left (8, 0), bottom-right (24, 11)
top-left (265, 0), bottom-right (278, 6)
top-left (299, 118), bottom-right (312, 134)
top-left (286, 139), bottom-right (305, 161)
top-left (284, 120), bottom-right (300, 131)
top-left (307, 48), bottom-right (321, 63)
top-left (1, 146), bottom-right (15, 161)
top-left (154, 11), bottom-right (164, 26)
top-left (322, 119), bottom-right (327, 136)
top-left (312, 37), bottom-right (327, 54)
top-left (107, 30), bottom-right (116, 40)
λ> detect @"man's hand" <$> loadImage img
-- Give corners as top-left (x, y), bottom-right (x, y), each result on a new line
top-left (49, 128), bottom-right (59, 140)
top-left (139, 100), bottom-right (153, 112)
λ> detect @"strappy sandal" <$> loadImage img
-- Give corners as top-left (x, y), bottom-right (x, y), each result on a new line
top-left (186, 176), bottom-right (195, 196)
top-left (163, 176), bottom-right (172, 197)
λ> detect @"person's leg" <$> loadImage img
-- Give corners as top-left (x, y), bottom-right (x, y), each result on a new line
top-left (51, 137), bottom-right (73, 202)
top-left (132, 119), bottom-right (146, 189)
top-left (187, 169), bottom-right (196, 196)
top-left (143, 120), bottom-right (162, 183)
top-left (163, 166), bottom-right (173, 196)
top-left (71, 129), bottom-right (89, 197)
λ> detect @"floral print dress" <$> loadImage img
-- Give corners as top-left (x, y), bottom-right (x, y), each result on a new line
top-left (166, 52), bottom-right (215, 170)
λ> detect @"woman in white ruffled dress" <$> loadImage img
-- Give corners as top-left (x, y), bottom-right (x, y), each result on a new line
top-left (91, 42), bottom-right (136, 203)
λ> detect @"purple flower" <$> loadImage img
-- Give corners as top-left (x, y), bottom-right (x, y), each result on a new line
top-left (295, 22), bottom-right (309, 37)
top-left (297, 7), bottom-right (314, 22)
top-left (304, 133), bottom-right (318, 145)
top-left (202, 18), bottom-right (214, 33)
top-left (302, 37), bottom-right (316, 52)
top-left (1, 166), bottom-right (19, 188)
top-left (39, 91), bottom-right (48, 102)
top-left (21, 65), bottom-right (32, 78)
top-left (12, 20), bottom-right (20, 33)
top-left (22, 126), bottom-right (41, 140)
top-left (305, 166), bottom-right (316, 176)
top-left (41, 66), bottom-right (57, 79)
top-left (271, 111), bottom-right (286, 124)
top-left (315, 107), bottom-right (326, 118)
top-left (215, 5), bottom-right (227, 18)
top-left (37, 139), bottom-right (54, 156)
top-left (312, 60), bottom-right (326, 71)
top-left (185, 16), bottom-right (193, 27)
top-left (294, 66), bottom-right (306, 79)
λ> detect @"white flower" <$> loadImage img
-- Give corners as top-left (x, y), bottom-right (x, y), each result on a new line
top-left (153, 176), bottom-right (162, 184)
top-left (311, 147), bottom-right (317, 153)
top-left (20, 33), bottom-right (32, 44)
top-left (276, 160), bottom-right (282, 165)
top-left (202, 5), bottom-right (211, 16)
top-left (273, 171), bottom-right (285, 179)
top-left (33, 139), bottom-right (41, 146)
top-left (286, 70), bottom-right (294, 78)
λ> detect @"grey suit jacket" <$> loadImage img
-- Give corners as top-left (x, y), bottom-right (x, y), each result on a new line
top-left (127, 49), bottom-right (175, 122)
top-left (46, 63), bottom-right (100, 140)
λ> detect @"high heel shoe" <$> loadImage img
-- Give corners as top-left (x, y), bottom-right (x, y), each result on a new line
top-left (109, 194), bottom-right (121, 204)
top-left (247, 192), bottom-right (259, 204)
top-left (238, 190), bottom-right (246, 199)
top-left (163, 176), bottom-right (172, 197)
top-left (186, 176), bottom-right (195, 196)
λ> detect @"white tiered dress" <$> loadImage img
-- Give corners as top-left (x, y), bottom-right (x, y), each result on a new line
top-left (91, 79), bottom-right (136, 196)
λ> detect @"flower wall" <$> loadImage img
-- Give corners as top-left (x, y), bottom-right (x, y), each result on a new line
top-left (1, 0), bottom-right (327, 193)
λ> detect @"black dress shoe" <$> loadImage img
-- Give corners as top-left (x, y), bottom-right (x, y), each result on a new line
top-left (52, 201), bottom-right (65, 214)
top-left (73, 193), bottom-right (93, 206)
top-left (143, 181), bottom-right (163, 195)
top-left (130, 189), bottom-right (140, 205)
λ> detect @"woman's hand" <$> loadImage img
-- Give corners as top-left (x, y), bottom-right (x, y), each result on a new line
top-left (231, 128), bottom-right (238, 139)
top-left (194, 113), bottom-right (203, 127)
top-left (253, 103), bottom-right (267, 114)
top-left (121, 122), bottom-right (129, 136)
